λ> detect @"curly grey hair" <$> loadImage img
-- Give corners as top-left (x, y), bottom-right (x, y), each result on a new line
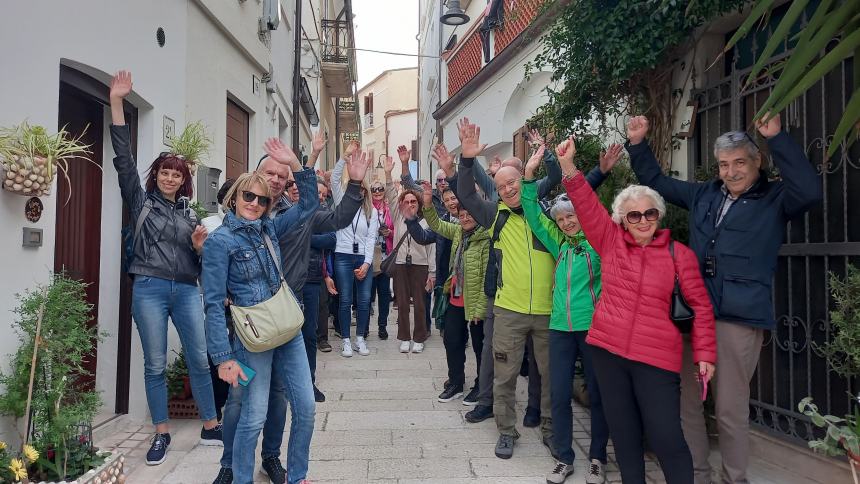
top-left (610, 185), bottom-right (667, 224)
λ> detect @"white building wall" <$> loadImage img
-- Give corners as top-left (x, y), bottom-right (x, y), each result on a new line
top-left (0, 0), bottom-right (302, 439)
top-left (417, 0), bottom-right (443, 176)
top-left (385, 111), bottom-right (419, 181)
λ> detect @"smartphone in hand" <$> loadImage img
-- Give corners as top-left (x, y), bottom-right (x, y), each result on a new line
top-left (237, 361), bottom-right (256, 386)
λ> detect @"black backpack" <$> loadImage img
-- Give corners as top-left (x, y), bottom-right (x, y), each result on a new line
top-left (121, 198), bottom-right (153, 276)
top-left (483, 210), bottom-right (510, 298)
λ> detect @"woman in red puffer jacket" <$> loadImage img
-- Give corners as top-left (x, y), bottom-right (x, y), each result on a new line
top-left (556, 137), bottom-right (716, 484)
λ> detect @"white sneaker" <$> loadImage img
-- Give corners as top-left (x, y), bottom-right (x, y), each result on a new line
top-left (341, 338), bottom-right (353, 357)
top-left (355, 337), bottom-right (370, 356)
top-left (411, 342), bottom-right (424, 353)
top-left (585, 459), bottom-right (605, 484)
top-left (399, 340), bottom-right (411, 353)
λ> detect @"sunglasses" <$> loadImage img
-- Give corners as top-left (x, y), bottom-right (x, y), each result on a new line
top-left (284, 180), bottom-right (296, 188)
top-left (726, 131), bottom-right (760, 152)
top-left (158, 151), bottom-right (187, 161)
top-left (241, 190), bottom-right (271, 207)
top-left (371, 186), bottom-right (385, 193)
top-left (625, 208), bottom-right (659, 224)
top-left (436, 178), bottom-right (446, 183)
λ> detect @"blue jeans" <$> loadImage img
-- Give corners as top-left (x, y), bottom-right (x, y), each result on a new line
top-left (371, 273), bottom-right (391, 328)
top-left (333, 253), bottom-right (372, 338)
top-left (302, 283), bottom-right (321, 381)
top-left (132, 276), bottom-right (216, 424)
top-left (549, 329), bottom-right (609, 465)
top-left (219, 363), bottom-right (287, 468)
top-left (231, 335), bottom-right (315, 484)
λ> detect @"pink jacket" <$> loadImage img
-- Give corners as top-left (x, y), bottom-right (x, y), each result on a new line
top-left (564, 172), bottom-right (717, 373)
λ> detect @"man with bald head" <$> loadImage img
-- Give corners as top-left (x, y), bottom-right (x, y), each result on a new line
top-left (453, 118), bottom-right (611, 460)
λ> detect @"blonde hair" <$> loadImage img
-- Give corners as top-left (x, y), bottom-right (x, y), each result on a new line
top-left (610, 185), bottom-right (666, 224)
top-left (221, 172), bottom-right (274, 217)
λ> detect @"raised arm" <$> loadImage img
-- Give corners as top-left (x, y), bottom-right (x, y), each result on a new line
top-left (312, 150), bottom-right (369, 231)
top-left (456, 118), bottom-right (497, 228)
top-left (397, 145), bottom-right (420, 192)
top-left (558, 138), bottom-right (618, 255)
top-left (306, 130), bottom-right (326, 169)
top-left (262, 136), bottom-right (317, 236)
top-left (420, 181), bottom-right (460, 241)
top-left (108, 71), bottom-right (146, 215)
top-left (405, 217), bottom-right (437, 245)
top-left (521, 178), bottom-right (563, 258)
top-left (754, 114), bottom-right (823, 218)
top-left (627, 116), bottom-right (701, 209)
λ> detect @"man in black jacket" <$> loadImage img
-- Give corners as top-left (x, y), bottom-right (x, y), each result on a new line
top-left (627, 113), bottom-right (822, 484)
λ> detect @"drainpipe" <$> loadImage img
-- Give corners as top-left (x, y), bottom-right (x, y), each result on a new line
top-left (292, 0), bottom-right (303, 154)
top-left (436, 0), bottom-right (443, 145)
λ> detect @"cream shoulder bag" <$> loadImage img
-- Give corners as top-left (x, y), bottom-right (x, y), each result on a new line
top-left (229, 233), bottom-right (304, 352)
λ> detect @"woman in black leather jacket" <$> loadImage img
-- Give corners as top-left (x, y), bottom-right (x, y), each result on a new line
top-left (109, 71), bottom-right (220, 466)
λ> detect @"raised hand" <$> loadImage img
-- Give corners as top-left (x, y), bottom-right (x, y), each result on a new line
top-left (524, 145), bottom-right (545, 181)
top-left (755, 112), bottom-right (781, 139)
top-left (526, 128), bottom-right (545, 148)
top-left (457, 117), bottom-right (471, 143)
top-left (264, 138), bottom-right (301, 170)
top-left (599, 143), bottom-right (624, 174)
top-left (489, 155), bottom-right (502, 176)
top-left (383, 155), bottom-right (395, 174)
top-left (460, 121), bottom-right (487, 158)
top-left (346, 150), bottom-right (369, 182)
top-left (312, 130), bottom-right (326, 154)
top-left (191, 226), bottom-right (208, 252)
top-left (431, 144), bottom-right (455, 177)
top-left (556, 136), bottom-right (577, 176)
top-left (397, 145), bottom-right (411, 164)
top-left (110, 70), bottom-right (133, 100)
top-left (420, 180), bottom-right (433, 207)
top-left (627, 115), bottom-right (649, 145)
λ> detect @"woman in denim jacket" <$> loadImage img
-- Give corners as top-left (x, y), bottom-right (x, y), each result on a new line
top-left (203, 144), bottom-right (369, 484)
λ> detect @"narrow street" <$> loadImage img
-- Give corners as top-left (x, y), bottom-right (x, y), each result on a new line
top-left (95, 317), bottom-right (804, 484)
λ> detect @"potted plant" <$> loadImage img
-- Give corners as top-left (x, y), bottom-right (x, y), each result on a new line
top-left (166, 121), bottom-right (212, 176)
top-left (165, 349), bottom-right (191, 401)
top-left (0, 273), bottom-right (113, 482)
top-left (0, 121), bottom-right (95, 199)
top-left (798, 264), bottom-right (860, 479)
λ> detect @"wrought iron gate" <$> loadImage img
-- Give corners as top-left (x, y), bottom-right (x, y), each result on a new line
top-left (690, 14), bottom-right (859, 445)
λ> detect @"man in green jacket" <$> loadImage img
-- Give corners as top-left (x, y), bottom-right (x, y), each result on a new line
top-left (522, 144), bottom-right (620, 484)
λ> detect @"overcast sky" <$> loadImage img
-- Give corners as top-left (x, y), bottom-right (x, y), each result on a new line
top-left (352, 0), bottom-right (419, 88)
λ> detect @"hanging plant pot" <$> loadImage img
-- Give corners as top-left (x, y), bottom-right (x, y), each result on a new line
top-left (2, 155), bottom-right (54, 197)
top-left (0, 121), bottom-right (96, 203)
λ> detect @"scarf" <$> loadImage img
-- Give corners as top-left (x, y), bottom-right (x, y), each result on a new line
top-left (372, 198), bottom-right (394, 254)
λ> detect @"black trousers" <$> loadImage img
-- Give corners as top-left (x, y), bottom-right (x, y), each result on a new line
top-left (590, 346), bottom-right (693, 484)
top-left (442, 304), bottom-right (484, 389)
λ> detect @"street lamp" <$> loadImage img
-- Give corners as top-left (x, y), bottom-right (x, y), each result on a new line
top-left (441, 0), bottom-right (469, 26)
top-left (376, 154), bottom-right (386, 169)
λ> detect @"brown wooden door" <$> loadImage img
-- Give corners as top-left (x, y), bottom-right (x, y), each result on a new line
top-left (512, 125), bottom-right (529, 161)
top-left (226, 99), bottom-right (249, 180)
top-left (55, 83), bottom-right (104, 391)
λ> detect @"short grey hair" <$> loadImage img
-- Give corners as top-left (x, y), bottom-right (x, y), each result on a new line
top-left (611, 185), bottom-right (667, 224)
top-left (713, 131), bottom-right (760, 159)
top-left (549, 193), bottom-right (575, 220)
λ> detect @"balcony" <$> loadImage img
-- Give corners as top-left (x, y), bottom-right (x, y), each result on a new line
top-left (337, 100), bottom-right (358, 132)
top-left (363, 112), bottom-right (374, 129)
top-left (321, 19), bottom-right (355, 98)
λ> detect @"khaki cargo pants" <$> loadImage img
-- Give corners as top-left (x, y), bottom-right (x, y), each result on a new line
top-left (492, 306), bottom-right (552, 439)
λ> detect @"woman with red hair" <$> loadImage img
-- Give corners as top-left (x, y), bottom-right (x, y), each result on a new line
top-left (109, 71), bottom-right (220, 466)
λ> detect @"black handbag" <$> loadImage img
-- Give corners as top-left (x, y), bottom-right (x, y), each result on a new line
top-left (669, 241), bottom-right (694, 334)
top-left (380, 233), bottom-right (409, 277)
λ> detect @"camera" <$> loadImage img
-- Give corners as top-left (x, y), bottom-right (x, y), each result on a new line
top-left (352, 242), bottom-right (359, 254)
top-left (405, 254), bottom-right (412, 266)
top-left (380, 240), bottom-right (387, 253)
top-left (704, 256), bottom-right (716, 278)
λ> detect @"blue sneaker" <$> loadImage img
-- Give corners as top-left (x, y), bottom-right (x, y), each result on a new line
top-left (145, 433), bottom-right (171, 465)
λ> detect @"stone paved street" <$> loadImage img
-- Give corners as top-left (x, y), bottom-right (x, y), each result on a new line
top-left (97, 318), bottom-right (810, 483)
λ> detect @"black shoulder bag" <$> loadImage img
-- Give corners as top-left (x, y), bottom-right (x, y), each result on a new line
top-left (669, 240), bottom-right (694, 334)
top-left (483, 210), bottom-right (511, 298)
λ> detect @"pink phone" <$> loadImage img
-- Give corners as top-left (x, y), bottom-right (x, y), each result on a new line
top-left (698, 370), bottom-right (709, 401)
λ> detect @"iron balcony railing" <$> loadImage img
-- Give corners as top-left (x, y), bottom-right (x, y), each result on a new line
top-left (322, 19), bottom-right (351, 64)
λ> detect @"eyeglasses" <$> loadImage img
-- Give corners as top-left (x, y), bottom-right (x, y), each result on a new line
top-left (284, 180), bottom-right (295, 188)
top-left (371, 186), bottom-right (385, 193)
top-left (158, 151), bottom-right (187, 161)
top-left (726, 131), bottom-right (760, 152)
top-left (241, 191), bottom-right (271, 208)
top-left (625, 208), bottom-right (659, 224)
top-left (436, 178), bottom-right (446, 183)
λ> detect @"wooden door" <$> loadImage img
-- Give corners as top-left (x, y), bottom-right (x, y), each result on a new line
top-left (512, 124), bottom-right (529, 161)
top-left (226, 99), bottom-right (249, 180)
top-left (55, 83), bottom-right (104, 391)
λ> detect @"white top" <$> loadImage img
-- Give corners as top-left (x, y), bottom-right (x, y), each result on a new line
top-left (335, 207), bottom-right (379, 265)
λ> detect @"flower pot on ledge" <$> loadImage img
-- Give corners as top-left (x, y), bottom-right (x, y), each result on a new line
top-left (1, 157), bottom-right (55, 197)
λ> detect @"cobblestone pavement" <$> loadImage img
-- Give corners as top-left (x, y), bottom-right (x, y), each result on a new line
top-left (98, 317), bottom-right (807, 483)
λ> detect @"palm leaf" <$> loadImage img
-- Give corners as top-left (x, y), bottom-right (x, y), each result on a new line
top-left (708, 0), bottom-right (776, 70)
top-left (743, 0), bottom-right (810, 90)
top-left (826, 88), bottom-right (860, 158)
